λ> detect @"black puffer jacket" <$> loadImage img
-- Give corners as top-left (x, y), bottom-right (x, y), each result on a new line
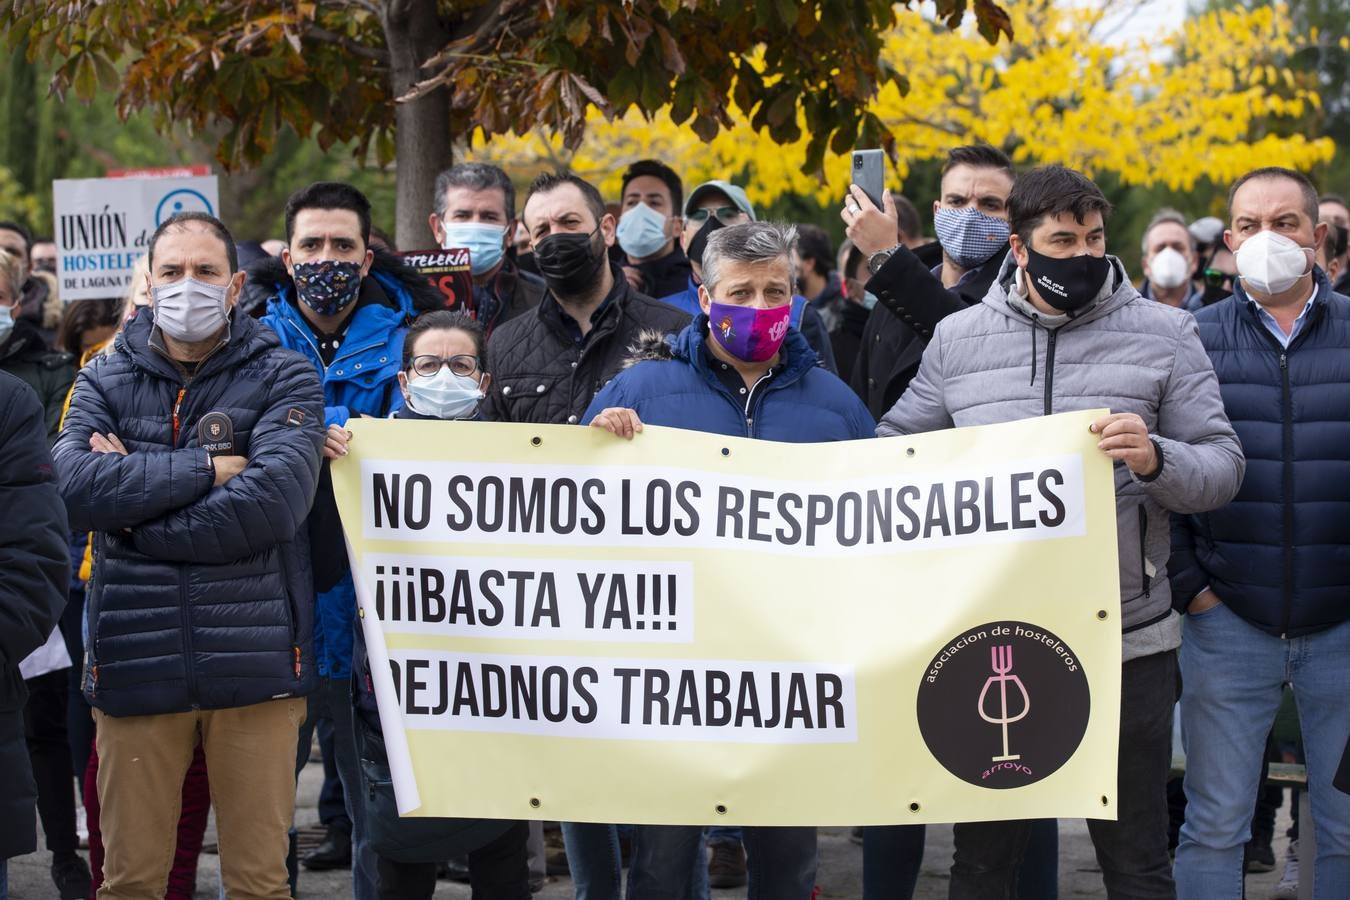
top-left (0, 319), bottom-right (75, 442)
top-left (850, 241), bottom-right (1005, 419)
top-left (482, 265), bottom-right (691, 424)
top-left (54, 311), bottom-right (325, 717)
top-left (0, 373), bottom-right (68, 860)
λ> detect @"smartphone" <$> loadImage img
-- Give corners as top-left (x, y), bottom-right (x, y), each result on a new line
top-left (851, 149), bottom-right (885, 210)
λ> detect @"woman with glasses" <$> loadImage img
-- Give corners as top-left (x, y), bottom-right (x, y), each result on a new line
top-left (361, 310), bottom-right (529, 900)
top-left (394, 310), bottom-right (493, 421)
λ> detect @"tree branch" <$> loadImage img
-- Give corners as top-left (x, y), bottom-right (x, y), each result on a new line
top-left (304, 25), bottom-right (390, 63)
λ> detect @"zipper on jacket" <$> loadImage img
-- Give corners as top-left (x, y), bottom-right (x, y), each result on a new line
top-left (179, 565), bottom-right (200, 708)
top-left (1138, 505), bottom-right (1151, 598)
top-left (1042, 328), bottom-right (1058, 415)
top-left (1278, 351), bottom-right (1294, 638)
top-left (743, 371), bottom-right (774, 437)
top-left (171, 387), bottom-right (188, 444)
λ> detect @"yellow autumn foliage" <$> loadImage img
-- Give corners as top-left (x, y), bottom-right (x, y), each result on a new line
top-left (465, 1), bottom-right (1334, 206)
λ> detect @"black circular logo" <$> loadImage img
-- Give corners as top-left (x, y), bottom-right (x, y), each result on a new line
top-left (916, 620), bottom-right (1090, 789)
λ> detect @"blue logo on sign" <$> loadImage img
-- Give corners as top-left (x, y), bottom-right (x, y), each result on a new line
top-left (154, 189), bottom-right (215, 224)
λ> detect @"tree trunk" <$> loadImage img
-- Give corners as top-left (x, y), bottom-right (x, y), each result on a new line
top-left (383, 0), bottom-right (452, 251)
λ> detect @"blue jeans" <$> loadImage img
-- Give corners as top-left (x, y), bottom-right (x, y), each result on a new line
top-left (561, 823), bottom-right (622, 900)
top-left (1175, 603), bottom-right (1350, 899)
top-left (297, 677), bottom-right (377, 900)
top-left (628, 825), bottom-right (815, 900)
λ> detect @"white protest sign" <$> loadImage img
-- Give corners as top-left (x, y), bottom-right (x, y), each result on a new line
top-left (52, 175), bottom-right (220, 301)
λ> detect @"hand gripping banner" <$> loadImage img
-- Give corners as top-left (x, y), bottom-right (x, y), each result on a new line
top-left (332, 410), bottom-right (1122, 826)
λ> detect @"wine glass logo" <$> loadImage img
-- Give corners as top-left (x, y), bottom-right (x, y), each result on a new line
top-left (977, 645), bottom-right (1031, 762)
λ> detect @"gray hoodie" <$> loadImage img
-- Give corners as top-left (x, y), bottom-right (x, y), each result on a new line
top-left (878, 252), bottom-right (1244, 661)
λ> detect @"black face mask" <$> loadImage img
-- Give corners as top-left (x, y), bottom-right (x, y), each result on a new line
top-left (534, 227), bottom-right (606, 298)
top-left (686, 216), bottom-right (726, 268)
top-left (1023, 246), bottom-right (1111, 313)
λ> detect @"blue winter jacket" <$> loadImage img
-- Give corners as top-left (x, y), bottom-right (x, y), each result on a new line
top-left (1170, 268), bottom-right (1350, 637)
top-left (258, 266), bottom-right (426, 679)
top-left (54, 310), bottom-right (325, 716)
top-left (583, 316), bottom-right (874, 441)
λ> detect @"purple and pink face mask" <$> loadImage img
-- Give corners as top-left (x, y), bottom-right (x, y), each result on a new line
top-left (707, 300), bottom-right (791, 363)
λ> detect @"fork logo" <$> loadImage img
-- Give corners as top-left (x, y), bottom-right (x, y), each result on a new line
top-left (978, 645), bottom-right (1030, 763)
top-left (917, 621), bottom-right (1090, 789)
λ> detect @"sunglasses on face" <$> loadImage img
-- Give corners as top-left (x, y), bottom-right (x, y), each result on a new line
top-left (1203, 268), bottom-right (1234, 289)
top-left (409, 354), bottom-right (479, 378)
top-left (687, 206), bottom-right (746, 224)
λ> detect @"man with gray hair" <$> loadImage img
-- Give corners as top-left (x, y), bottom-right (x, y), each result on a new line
top-left (1139, 208), bottom-right (1204, 310)
top-left (428, 162), bottom-right (545, 333)
top-left (584, 220), bottom-right (873, 899)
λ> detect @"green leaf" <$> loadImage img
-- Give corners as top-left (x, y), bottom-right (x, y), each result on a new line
top-left (73, 52), bottom-right (98, 100)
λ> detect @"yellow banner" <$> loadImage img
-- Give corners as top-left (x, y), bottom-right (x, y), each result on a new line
top-left (333, 410), bottom-right (1121, 826)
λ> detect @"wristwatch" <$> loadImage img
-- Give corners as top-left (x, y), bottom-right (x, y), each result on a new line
top-left (867, 243), bottom-right (902, 275)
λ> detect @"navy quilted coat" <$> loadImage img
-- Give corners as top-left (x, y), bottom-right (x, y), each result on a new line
top-left (54, 310), bottom-right (325, 716)
top-left (1171, 268), bottom-right (1350, 637)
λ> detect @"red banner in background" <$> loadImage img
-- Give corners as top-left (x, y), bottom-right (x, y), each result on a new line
top-left (106, 165), bottom-right (212, 178)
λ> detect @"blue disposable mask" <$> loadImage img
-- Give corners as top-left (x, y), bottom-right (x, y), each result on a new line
top-left (616, 202), bottom-right (670, 259)
top-left (406, 368), bottom-right (484, 420)
top-left (0, 303), bottom-right (13, 345)
top-left (440, 222), bottom-right (507, 275)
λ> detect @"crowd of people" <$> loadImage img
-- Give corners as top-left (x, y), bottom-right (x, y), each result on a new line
top-left (1, 146), bottom-right (1348, 900)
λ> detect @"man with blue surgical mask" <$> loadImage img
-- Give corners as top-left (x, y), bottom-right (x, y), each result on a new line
top-left (1139, 209), bottom-right (1204, 311)
top-left (615, 159), bottom-right (692, 299)
top-left (429, 162), bottom-right (545, 335)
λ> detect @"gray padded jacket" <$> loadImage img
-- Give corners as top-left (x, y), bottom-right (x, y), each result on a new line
top-left (878, 253), bottom-right (1244, 640)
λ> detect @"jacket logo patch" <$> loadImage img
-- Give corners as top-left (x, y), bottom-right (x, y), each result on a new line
top-left (285, 408), bottom-right (307, 427)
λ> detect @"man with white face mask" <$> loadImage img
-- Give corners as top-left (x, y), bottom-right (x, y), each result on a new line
top-left (429, 163), bottom-right (545, 334)
top-left (1139, 209), bottom-right (1203, 311)
top-left (1171, 166), bottom-right (1350, 899)
top-left (54, 211), bottom-right (325, 900)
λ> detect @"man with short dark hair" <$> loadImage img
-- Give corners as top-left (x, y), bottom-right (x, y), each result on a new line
top-left (0, 220), bottom-right (60, 345)
top-left (844, 144), bottom-right (1015, 419)
top-left (616, 159), bottom-right (692, 298)
top-left (1139, 209), bottom-right (1204, 310)
top-left (252, 181), bottom-right (442, 894)
top-left (879, 165), bottom-right (1244, 899)
top-left (1171, 166), bottom-right (1350, 899)
top-left (428, 162), bottom-right (545, 333)
top-left (481, 172), bottom-right (690, 425)
top-left (796, 224), bottom-right (845, 331)
top-left (55, 211), bottom-right (325, 900)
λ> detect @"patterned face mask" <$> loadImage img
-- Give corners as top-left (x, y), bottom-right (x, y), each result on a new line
top-left (934, 206), bottom-right (1011, 270)
top-left (292, 259), bottom-right (364, 316)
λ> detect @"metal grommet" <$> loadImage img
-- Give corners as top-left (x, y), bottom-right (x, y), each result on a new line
top-left (531, 436), bottom-right (543, 447)
top-left (909, 802), bottom-right (921, 813)
top-left (715, 804), bottom-right (728, 816)
top-left (905, 448), bottom-right (915, 457)
top-left (1096, 609), bottom-right (1108, 620)
top-left (529, 797), bottom-right (541, 809)
top-left (1101, 795), bottom-right (1110, 807)
top-left (720, 448), bottom-right (730, 457)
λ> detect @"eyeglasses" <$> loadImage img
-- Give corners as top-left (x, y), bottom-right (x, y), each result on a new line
top-left (687, 206), bottom-right (746, 224)
top-left (410, 354), bottom-right (479, 378)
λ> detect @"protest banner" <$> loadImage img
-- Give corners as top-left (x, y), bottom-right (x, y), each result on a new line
top-left (332, 410), bottom-right (1123, 826)
top-left (51, 173), bottom-right (220, 301)
top-left (397, 248), bottom-right (475, 314)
